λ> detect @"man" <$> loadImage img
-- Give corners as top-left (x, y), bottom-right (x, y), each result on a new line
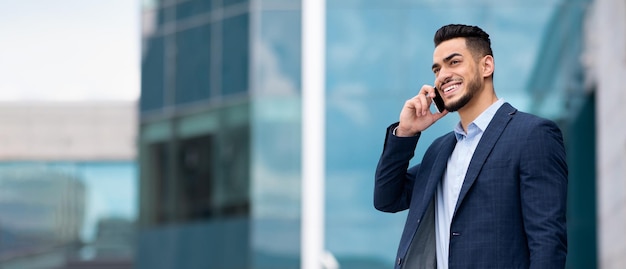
top-left (374, 24), bottom-right (567, 268)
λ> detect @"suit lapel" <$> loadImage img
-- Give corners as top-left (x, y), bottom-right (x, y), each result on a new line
top-left (422, 133), bottom-right (457, 206)
top-left (453, 103), bottom-right (517, 215)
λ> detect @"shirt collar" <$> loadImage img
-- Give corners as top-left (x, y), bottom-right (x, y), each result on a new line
top-left (453, 99), bottom-right (505, 140)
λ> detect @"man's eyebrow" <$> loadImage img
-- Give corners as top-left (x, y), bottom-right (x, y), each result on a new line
top-left (443, 53), bottom-right (462, 63)
top-left (432, 52), bottom-right (462, 70)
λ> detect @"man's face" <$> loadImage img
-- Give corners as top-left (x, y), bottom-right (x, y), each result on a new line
top-left (431, 38), bottom-right (484, 112)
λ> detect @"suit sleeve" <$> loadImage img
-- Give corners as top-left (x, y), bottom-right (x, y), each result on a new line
top-left (519, 120), bottom-right (568, 268)
top-left (374, 123), bottom-right (421, 213)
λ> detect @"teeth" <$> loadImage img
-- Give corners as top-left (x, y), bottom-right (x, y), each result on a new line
top-left (444, 84), bottom-right (459, 92)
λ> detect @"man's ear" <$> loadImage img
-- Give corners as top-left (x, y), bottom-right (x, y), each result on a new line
top-left (482, 55), bottom-right (494, 78)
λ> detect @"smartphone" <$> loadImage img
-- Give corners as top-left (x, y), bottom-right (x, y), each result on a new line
top-left (433, 87), bottom-right (445, 113)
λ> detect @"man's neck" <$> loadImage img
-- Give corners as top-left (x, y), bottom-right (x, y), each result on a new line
top-left (458, 86), bottom-right (498, 132)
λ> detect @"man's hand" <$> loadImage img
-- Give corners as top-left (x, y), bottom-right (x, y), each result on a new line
top-left (396, 85), bottom-right (449, 137)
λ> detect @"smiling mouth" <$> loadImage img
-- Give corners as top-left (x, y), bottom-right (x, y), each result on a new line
top-left (442, 83), bottom-right (462, 94)
top-left (440, 78), bottom-right (463, 93)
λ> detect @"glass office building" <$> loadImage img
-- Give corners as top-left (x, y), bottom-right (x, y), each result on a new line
top-left (139, 0), bottom-right (595, 268)
top-left (0, 102), bottom-right (137, 269)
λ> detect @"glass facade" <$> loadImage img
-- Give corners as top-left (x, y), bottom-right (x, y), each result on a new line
top-left (139, 1), bottom-right (255, 268)
top-left (250, 3), bottom-right (302, 267)
top-left (140, 0), bottom-right (596, 268)
top-left (0, 162), bottom-right (136, 268)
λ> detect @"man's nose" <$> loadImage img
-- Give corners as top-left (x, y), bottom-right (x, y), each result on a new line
top-left (436, 68), bottom-right (452, 87)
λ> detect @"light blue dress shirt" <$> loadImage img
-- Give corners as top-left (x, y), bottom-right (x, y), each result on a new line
top-left (435, 99), bottom-right (504, 269)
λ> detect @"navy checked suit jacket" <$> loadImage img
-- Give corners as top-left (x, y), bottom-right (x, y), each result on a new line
top-left (374, 103), bottom-right (568, 269)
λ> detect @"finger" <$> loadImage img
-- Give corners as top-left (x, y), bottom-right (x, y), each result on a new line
top-left (415, 86), bottom-right (428, 116)
top-left (414, 94), bottom-right (430, 116)
top-left (432, 109), bottom-right (449, 121)
top-left (409, 98), bottom-right (424, 118)
top-left (402, 98), bottom-right (419, 119)
top-left (420, 84), bottom-right (436, 99)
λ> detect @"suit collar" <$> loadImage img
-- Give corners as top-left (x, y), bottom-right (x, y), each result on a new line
top-left (453, 99), bottom-right (505, 141)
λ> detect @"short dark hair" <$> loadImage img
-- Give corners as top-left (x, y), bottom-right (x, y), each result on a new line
top-left (434, 24), bottom-right (493, 59)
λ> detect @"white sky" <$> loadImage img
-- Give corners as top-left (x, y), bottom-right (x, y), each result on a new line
top-left (0, 0), bottom-right (140, 101)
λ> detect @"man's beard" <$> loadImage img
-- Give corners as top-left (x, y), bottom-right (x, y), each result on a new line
top-left (444, 73), bottom-right (482, 112)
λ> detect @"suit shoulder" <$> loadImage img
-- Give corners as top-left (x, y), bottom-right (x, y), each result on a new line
top-left (507, 110), bottom-right (563, 140)
top-left (510, 110), bottom-right (559, 128)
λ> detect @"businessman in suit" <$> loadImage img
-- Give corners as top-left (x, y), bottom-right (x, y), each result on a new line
top-left (374, 24), bottom-right (567, 268)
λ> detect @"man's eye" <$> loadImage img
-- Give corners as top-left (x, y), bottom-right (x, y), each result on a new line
top-left (451, 60), bottom-right (460, 65)
top-left (433, 69), bottom-right (439, 74)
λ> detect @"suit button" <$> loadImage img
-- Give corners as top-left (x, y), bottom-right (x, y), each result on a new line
top-left (451, 232), bottom-right (461, 236)
top-left (397, 257), bottom-right (402, 265)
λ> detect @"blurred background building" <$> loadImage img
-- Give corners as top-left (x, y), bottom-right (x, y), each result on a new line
top-left (0, 102), bottom-right (137, 269)
top-left (1, 0), bottom-right (624, 268)
top-left (137, 0), bottom-right (625, 268)
top-left (581, 0), bottom-right (626, 267)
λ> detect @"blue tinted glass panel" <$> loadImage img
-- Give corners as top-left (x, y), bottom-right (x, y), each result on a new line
top-left (175, 24), bottom-right (212, 104)
top-left (156, 7), bottom-right (167, 26)
top-left (327, 9), bottom-right (414, 98)
top-left (176, 0), bottom-right (212, 21)
top-left (0, 162), bottom-right (137, 266)
top-left (223, 0), bottom-right (248, 7)
top-left (222, 14), bottom-right (249, 96)
top-left (255, 10), bottom-right (301, 95)
top-left (250, 97), bottom-right (301, 269)
top-left (157, 6), bottom-right (176, 26)
top-left (141, 36), bottom-right (165, 112)
top-left (137, 219), bottom-right (250, 269)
